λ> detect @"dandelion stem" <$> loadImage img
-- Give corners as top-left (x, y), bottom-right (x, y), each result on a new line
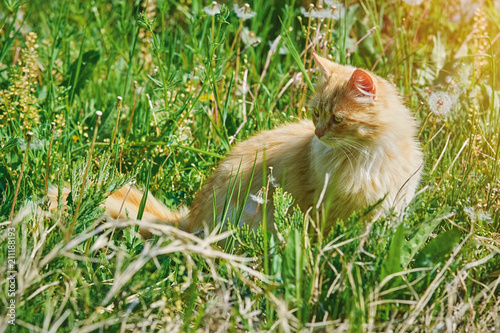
top-left (68, 111), bottom-right (102, 241)
top-left (44, 123), bottom-right (56, 196)
top-left (9, 132), bottom-right (33, 221)
top-left (261, 148), bottom-right (270, 321)
top-left (303, 4), bottom-right (313, 67)
top-left (110, 96), bottom-right (122, 148)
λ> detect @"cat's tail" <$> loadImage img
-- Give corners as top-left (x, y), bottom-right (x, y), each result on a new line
top-left (48, 184), bottom-right (189, 238)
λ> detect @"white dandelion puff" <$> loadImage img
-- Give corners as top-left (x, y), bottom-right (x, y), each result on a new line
top-left (464, 206), bottom-right (492, 223)
top-left (236, 78), bottom-right (250, 96)
top-left (269, 36), bottom-right (288, 55)
top-left (428, 91), bottom-right (453, 115)
top-left (268, 166), bottom-right (279, 188)
top-left (17, 137), bottom-right (46, 151)
top-left (300, 3), bottom-right (343, 20)
top-left (203, 1), bottom-right (220, 15)
top-left (234, 3), bottom-right (256, 20)
top-left (250, 188), bottom-right (266, 204)
top-left (241, 27), bottom-right (261, 46)
top-left (402, 0), bottom-right (424, 5)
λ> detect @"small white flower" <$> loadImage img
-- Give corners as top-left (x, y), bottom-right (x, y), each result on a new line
top-left (241, 27), bottom-right (261, 46)
top-left (18, 137), bottom-right (46, 150)
top-left (300, 3), bottom-right (342, 20)
top-left (268, 36), bottom-right (283, 55)
top-left (234, 3), bottom-right (256, 20)
top-left (203, 1), bottom-right (220, 16)
top-left (236, 79), bottom-right (250, 95)
top-left (402, 0), bottom-right (424, 5)
top-left (268, 167), bottom-right (279, 188)
top-left (250, 189), bottom-right (266, 204)
top-left (278, 44), bottom-right (288, 55)
top-left (428, 91), bottom-right (453, 116)
top-left (464, 206), bottom-right (492, 223)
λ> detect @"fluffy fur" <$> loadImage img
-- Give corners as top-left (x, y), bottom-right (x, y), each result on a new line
top-left (51, 54), bottom-right (423, 236)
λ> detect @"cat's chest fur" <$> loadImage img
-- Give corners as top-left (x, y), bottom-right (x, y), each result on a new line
top-left (309, 132), bottom-right (420, 222)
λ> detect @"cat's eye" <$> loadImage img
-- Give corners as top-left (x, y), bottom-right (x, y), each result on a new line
top-left (333, 115), bottom-right (343, 124)
top-left (313, 109), bottom-right (319, 117)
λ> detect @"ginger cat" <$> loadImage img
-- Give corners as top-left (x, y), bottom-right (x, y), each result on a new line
top-left (50, 54), bottom-right (423, 236)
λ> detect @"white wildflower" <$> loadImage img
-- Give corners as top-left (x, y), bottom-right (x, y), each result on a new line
top-left (300, 3), bottom-right (342, 20)
top-left (241, 27), bottom-right (261, 46)
top-left (234, 3), bottom-right (256, 20)
top-left (278, 44), bottom-right (288, 55)
top-left (203, 1), bottom-right (220, 15)
top-left (464, 206), bottom-right (492, 223)
top-left (268, 166), bottom-right (279, 188)
top-left (18, 137), bottom-right (46, 151)
top-left (402, 0), bottom-right (424, 5)
top-left (268, 35), bottom-right (281, 54)
top-left (428, 91), bottom-right (453, 115)
top-left (268, 36), bottom-right (288, 55)
top-left (236, 79), bottom-right (250, 95)
top-left (250, 188), bottom-right (266, 205)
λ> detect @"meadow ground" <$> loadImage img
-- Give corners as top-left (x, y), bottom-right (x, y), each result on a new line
top-left (1, 0), bottom-right (500, 331)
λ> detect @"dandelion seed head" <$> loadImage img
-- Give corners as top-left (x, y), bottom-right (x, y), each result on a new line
top-left (300, 2), bottom-right (343, 20)
top-left (250, 192), bottom-right (265, 205)
top-left (268, 166), bottom-right (279, 188)
top-left (428, 91), bottom-right (453, 115)
top-left (241, 27), bottom-right (261, 46)
top-left (234, 4), bottom-right (256, 20)
top-left (203, 1), bottom-right (220, 15)
top-left (464, 206), bottom-right (492, 223)
top-left (402, 0), bottom-right (424, 5)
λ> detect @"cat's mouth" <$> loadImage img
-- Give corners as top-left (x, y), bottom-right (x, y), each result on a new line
top-left (317, 136), bottom-right (339, 148)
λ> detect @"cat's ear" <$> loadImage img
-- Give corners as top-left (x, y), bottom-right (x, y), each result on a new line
top-left (348, 69), bottom-right (377, 100)
top-left (313, 53), bottom-right (337, 79)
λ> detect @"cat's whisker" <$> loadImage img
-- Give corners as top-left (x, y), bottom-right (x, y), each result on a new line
top-left (340, 137), bottom-right (369, 152)
top-left (340, 147), bottom-right (354, 170)
top-left (341, 139), bottom-right (372, 159)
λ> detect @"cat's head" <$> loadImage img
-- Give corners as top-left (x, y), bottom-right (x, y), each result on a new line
top-left (310, 54), bottom-right (400, 149)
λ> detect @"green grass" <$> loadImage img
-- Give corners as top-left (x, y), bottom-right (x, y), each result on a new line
top-left (1, 0), bottom-right (499, 331)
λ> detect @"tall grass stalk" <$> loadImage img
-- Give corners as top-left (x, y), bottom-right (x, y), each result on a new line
top-left (44, 122), bottom-right (56, 196)
top-left (9, 132), bottom-right (33, 220)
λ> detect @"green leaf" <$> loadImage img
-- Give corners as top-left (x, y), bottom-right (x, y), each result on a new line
top-left (414, 229), bottom-right (462, 268)
top-left (62, 49), bottom-right (100, 99)
top-left (400, 216), bottom-right (444, 268)
top-left (137, 160), bottom-right (153, 220)
top-left (282, 229), bottom-right (304, 304)
top-left (380, 223), bottom-right (405, 282)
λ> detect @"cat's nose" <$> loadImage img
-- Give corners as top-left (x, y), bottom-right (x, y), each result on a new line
top-left (315, 129), bottom-right (324, 139)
